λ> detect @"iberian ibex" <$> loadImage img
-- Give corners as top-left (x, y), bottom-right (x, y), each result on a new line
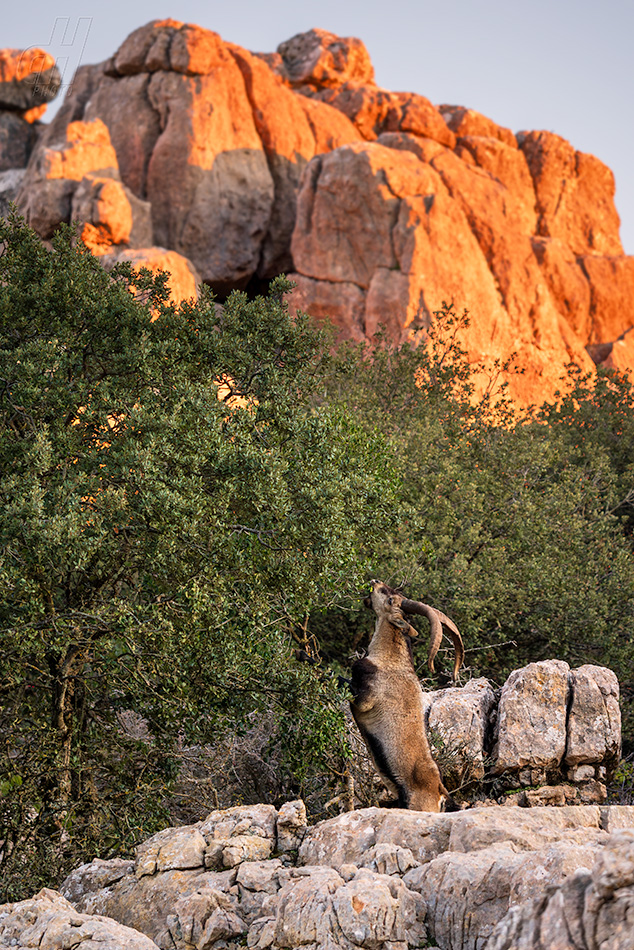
top-left (349, 580), bottom-right (464, 811)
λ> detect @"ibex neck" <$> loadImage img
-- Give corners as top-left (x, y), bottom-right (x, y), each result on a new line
top-left (368, 618), bottom-right (415, 670)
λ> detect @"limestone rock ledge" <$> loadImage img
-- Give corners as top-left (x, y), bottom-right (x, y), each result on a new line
top-left (4, 803), bottom-right (634, 950)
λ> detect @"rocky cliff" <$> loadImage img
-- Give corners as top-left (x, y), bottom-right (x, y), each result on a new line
top-left (2, 21), bottom-right (634, 402)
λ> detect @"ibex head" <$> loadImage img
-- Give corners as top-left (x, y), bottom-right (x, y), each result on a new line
top-left (364, 579), bottom-right (464, 682)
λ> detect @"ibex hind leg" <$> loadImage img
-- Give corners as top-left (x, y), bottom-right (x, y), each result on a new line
top-left (363, 731), bottom-right (411, 808)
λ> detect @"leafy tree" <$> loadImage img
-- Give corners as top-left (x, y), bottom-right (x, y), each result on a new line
top-left (318, 308), bottom-right (634, 741)
top-left (0, 216), bottom-right (396, 898)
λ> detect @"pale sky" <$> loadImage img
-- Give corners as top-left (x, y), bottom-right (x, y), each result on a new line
top-left (5, 0), bottom-right (634, 253)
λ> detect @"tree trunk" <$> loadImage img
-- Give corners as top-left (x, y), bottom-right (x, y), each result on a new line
top-left (46, 643), bottom-right (86, 824)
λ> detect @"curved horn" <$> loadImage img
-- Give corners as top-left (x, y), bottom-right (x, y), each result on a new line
top-left (400, 598), bottom-right (465, 682)
top-left (398, 600), bottom-right (443, 674)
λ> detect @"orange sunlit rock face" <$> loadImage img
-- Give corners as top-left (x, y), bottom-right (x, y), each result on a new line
top-left (0, 47), bottom-right (60, 115)
top-left (102, 246), bottom-right (201, 308)
top-left (74, 177), bottom-right (134, 253)
top-left (13, 21), bottom-right (634, 403)
top-left (42, 119), bottom-right (119, 181)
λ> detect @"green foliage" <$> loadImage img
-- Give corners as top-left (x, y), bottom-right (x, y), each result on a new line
top-left (2, 214), bottom-right (634, 900)
top-left (319, 305), bottom-right (634, 730)
top-left (0, 216), bottom-right (396, 898)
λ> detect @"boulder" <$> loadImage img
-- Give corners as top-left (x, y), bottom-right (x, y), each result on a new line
top-left (0, 167), bottom-right (25, 217)
top-left (0, 47), bottom-right (61, 112)
top-left (565, 665), bottom-right (621, 771)
top-left (427, 677), bottom-right (496, 784)
top-left (290, 141), bottom-right (507, 355)
top-left (297, 95), bottom-right (360, 152)
top-left (16, 118), bottom-right (120, 237)
top-left (56, 803), bottom-right (634, 950)
top-left (277, 29), bottom-right (375, 90)
top-left (142, 65), bottom-right (272, 289)
top-left (257, 865), bottom-right (427, 950)
top-left (0, 887), bottom-right (158, 949)
top-left (101, 247), bottom-right (200, 305)
top-left (493, 660), bottom-right (570, 774)
top-left (228, 44), bottom-right (315, 276)
top-left (314, 83), bottom-right (456, 146)
top-left (11, 20), bottom-right (634, 400)
top-left (276, 800), bottom-right (308, 853)
top-left (439, 105), bottom-right (517, 147)
top-left (71, 174), bottom-right (153, 253)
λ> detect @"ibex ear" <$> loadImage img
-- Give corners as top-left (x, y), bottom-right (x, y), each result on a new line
top-left (363, 596), bottom-right (372, 609)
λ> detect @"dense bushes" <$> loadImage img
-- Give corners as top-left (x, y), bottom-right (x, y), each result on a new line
top-left (1, 216), bottom-right (633, 899)
top-left (0, 217), bottom-right (394, 899)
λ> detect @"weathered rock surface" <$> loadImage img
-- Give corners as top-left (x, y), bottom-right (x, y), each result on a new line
top-left (0, 887), bottom-right (158, 948)
top-left (0, 112), bottom-right (40, 171)
top-left (0, 167), bottom-right (24, 217)
top-left (277, 28), bottom-right (375, 90)
top-left (51, 803), bottom-right (634, 950)
top-left (426, 677), bottom-right (496, 784)
top-left (9, 22), bottom-right (634, 400)
top-left (487, 828), bottom-right (634, 950)
top-left (0, 47), bottom-right (61, 112)
top-left (493, 659), bottom-right (571, 774)
top-left (101, 246), bottom-right (201, 305)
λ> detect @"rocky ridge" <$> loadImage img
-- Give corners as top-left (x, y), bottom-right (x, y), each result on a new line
top-left (1, 23), bottom-right (633, 403)
top-left (2, 804), bottom-right (634, 950)
top-left (0, 659), bottom-right (628, 949)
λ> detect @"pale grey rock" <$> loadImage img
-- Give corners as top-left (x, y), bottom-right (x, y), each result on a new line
top-left (360, 842), bottom-right (419, 876)
top-left (405, 843), bottom-right (525, 950)
top-left (136, 825), bottom-right (207, 877)
top-left (276, 799), bottom-right (308, 852)
top-left (406, 835), bottom-right (606, 950)
top-left (566, 664), bottom-right (621, 768)
top-left (0, 887), bottom-right (158, 949)
top-left (61, 856), bottom-right (134, 906)
top-left (222, 834), bottom-right (273, 868)
top-left (51, 805), bottom-right (634, 950)
top-left (568, 763), bottom-right (596, 781)
top-left (599, 804), bottom-right (634, 832)
top-left (446, 805), bottom-right (604, 853)
top-left (200, 804), bottom-right (278, 842)
top-left (577, 779), bottom-right (608, 804)
top-left (493, 660), bottom-right (570, 774)
top-left (427, 677), bottom-right (496, 782)
top-left (236, 860), bottom-right (284, 923)
top-left (298, 806), bottom-right (452, 868)
top-left (522, 784), bottom-right (568, 807)
top-left (486, 830), bottom-right (634, 950)
top-left (265, 864), bottom-right (426, 950)
top-left (63, 863), bottom-right (237, 946)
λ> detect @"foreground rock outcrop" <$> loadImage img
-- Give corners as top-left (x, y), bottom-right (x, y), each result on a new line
top-left (1, 659), bottom-right (627, 949)
top-left (4, 21), bottom-right (633, 404)
top-left (4, 803), bottom-right (634, 950)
